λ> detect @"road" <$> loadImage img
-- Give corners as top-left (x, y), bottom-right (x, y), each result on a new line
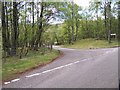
top-left (3, 46), bottom-right (118, 88)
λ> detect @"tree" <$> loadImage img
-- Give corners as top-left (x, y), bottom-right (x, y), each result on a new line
top-left (2, 2), bottom-right (7, 61)
top-left (118, 1), bottom-right (120, 40)
top-left (34, 2), bottom-right (43, 50)
top-left (1, 1), bottom-right (119, 61)
top-left (95, 2), bottom-right (101, 39)
top-left (31, 2), bottom-right (35, 48)
top-left (71, 1), bottom-right (75, 44)
top-left (104, 0), bottom-right (107, 39)
top-left (74, 4), bottom-right (82, 41)
top-left (11, 2), bottom-right (19, 55)
top-left (58, 2), bottom-right (81, 44)
top-left (89, 0), bottom-right (101, 39)
top-left (5, 2), bottom-right (11, 55)
top-left (107, 1), bottom-right (112, 43)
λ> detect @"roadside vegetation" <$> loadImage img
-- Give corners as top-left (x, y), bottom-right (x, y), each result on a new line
top-left (62, 38), bottom-right (119, 49)
top-left (2, 49), bottom-right (60, 81)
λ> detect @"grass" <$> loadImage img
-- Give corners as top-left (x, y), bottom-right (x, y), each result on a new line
top-left (63, 38), bottom-right (119, 49)
top-left (2, 48), bottom-right (60, 81)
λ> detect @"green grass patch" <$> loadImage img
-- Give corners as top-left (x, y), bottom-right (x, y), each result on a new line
top-left (63, 38), bottom-right (119, 49)
top-left (2, 49), bottom-right (60, 81)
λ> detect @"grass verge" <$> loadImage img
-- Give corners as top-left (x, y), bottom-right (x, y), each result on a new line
top-left (2, 49), bottom-right (60, 82)
top-left (63, 38), bottom-right (120, 49)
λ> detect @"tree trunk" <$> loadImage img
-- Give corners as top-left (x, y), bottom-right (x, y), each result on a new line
top-left (118, 1), bottom-right (120, 41)
top-left (35, 2), bottom-right (44, 50)
top-left (71, 1), bottom-right (74, 44)
top-left (5, 2), bottom-right (11, 56)
top-left (2, 2), bottom-right (6, 61)
top-left (108, 2), bottom-right (111, 43)
top-left (96, 7), bottom-right (99, 39)
top-left (24, 2), bottom-right (27, 47)
top-left (11, 2), bottom-right (18, 55)
top-left (75, 18), bottom-right (79, 41)
top-left (31, 2), bottom-right (35, 48)
top-left (104, 1), bottom-right (107, 40)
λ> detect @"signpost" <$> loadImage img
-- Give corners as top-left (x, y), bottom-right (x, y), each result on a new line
top-left (110, 33), bottom-right (116, 40)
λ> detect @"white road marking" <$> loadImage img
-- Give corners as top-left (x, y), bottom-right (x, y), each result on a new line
top-left (25, 59), bottom-right (87, 78)
top-left (4, 78), bottom-right (20, 85)
top-left (25, 73), bottom-right (40, 78)
top-left (11, 78), bottom-right (20, 83)
top-left (4, 82), bottom-right (10, 85)
top-left (73, 61), bottom-right (80, 64)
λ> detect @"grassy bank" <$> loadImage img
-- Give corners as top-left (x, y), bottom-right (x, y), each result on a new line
top-left (2, 49), bottom-right (60, 81)
top-left (63, 38), bottom-right (119, 49)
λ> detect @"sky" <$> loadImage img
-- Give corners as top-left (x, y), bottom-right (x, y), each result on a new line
top-left (73, 0), bottom-right (91, 8)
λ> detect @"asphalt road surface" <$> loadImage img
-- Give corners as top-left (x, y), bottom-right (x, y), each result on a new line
top-left (3, 46), bottom-right (118, 88)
